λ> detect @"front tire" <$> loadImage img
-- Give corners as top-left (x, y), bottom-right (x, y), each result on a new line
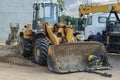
top-left (33, 38), bottom-right (48, 66)
top-left (18, 37), bottom-right (32, 57)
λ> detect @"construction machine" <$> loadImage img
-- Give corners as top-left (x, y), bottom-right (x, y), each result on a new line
top-left (6, 23), bottom-right (19, 45)
top-left (79, 0), bottom-right (120, 53)
top-left (18, 1), bottom-right (111, 74)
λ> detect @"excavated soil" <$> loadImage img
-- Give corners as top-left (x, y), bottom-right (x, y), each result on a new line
top-left (0, 45), bottom-right (120, 80)
top-left (0, 45), bottom-right (37, 67)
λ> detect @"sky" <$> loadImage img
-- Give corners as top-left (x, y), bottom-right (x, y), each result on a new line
top-left (64, 0), bottom-right (117, 17)
top-left (64, 0), bottom-right (81, 17)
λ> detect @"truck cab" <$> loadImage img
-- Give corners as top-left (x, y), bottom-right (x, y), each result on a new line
top-left (84, 13), bottom-right (108, 39)
top-left (84, 12), bottom-right (118, 39)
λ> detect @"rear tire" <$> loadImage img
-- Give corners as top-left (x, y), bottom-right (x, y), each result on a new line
top-left (18, 37), bottom-right (32, 57)
top-left (33, 38), bottom-right (48, 66)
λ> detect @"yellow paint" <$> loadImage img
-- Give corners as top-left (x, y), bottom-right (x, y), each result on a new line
top-left (66, 25), bottom-right (74, 42)
top-left (21, 24), bottom-right (33, 39)
top-left (21, 22), bottom-right (75, 45)
top-left (80, 2), bottom-right (120, 17)
top-left (44, 23), bottom-right (59, 45)
top-left (88, 55), bottom-right (94, 61)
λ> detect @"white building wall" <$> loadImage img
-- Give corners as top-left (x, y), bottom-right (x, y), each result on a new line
top-left (0, 0), bottom-right (37, 42)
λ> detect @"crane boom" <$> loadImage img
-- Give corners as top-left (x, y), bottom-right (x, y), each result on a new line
top-left (79, 2), bottom-right (120, 17)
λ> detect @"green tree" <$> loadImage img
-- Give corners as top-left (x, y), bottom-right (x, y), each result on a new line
top-left (57, 0), bottom-right (65, 11)
top-left (59, 15), bottom-right (84, 31)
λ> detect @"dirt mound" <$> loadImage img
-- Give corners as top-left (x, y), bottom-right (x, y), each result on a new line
top-left (0, 45), bottom-right (17, 56)
top-left (0, 53), bottom-right (37, 67)
top-left (0, 45), bottom-right (37, 67)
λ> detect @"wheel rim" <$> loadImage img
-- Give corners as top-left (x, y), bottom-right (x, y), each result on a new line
top-left (35, 46), bottom-right (41, 61)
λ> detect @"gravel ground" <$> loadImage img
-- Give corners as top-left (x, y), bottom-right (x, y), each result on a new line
top-left (0, 45), bottom-right (120, 80)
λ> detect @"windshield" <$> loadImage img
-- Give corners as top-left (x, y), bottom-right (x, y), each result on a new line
top-left (98, 17), bottom-right (107, 23)
top-left (39, 4), bottom-right (44, 19)
top-left (98, 16), bottom-right (117, 23)
top-left (44, 4), bottom-right (57, 20)
top-left (45, 6), bottom-right (51, 18)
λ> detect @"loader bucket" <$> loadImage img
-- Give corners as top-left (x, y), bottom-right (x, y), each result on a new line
top-left (47, 42), bottom-right (111, 73)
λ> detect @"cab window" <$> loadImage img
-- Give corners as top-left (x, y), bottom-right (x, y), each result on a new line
top-left (98, 17), bottom-right (107, 23)
top-left (86, 16), bottom-right (92, 25)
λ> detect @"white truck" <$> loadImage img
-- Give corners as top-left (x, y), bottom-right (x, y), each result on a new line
top-left (84, 12), bottom-right (117, 39)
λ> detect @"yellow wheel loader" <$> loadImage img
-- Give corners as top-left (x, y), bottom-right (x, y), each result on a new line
top-left (18, 1), bottom-right (111, 74)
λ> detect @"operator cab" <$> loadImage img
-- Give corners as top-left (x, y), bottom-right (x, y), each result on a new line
top-left (32, 1), bottom-right (58, 30)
